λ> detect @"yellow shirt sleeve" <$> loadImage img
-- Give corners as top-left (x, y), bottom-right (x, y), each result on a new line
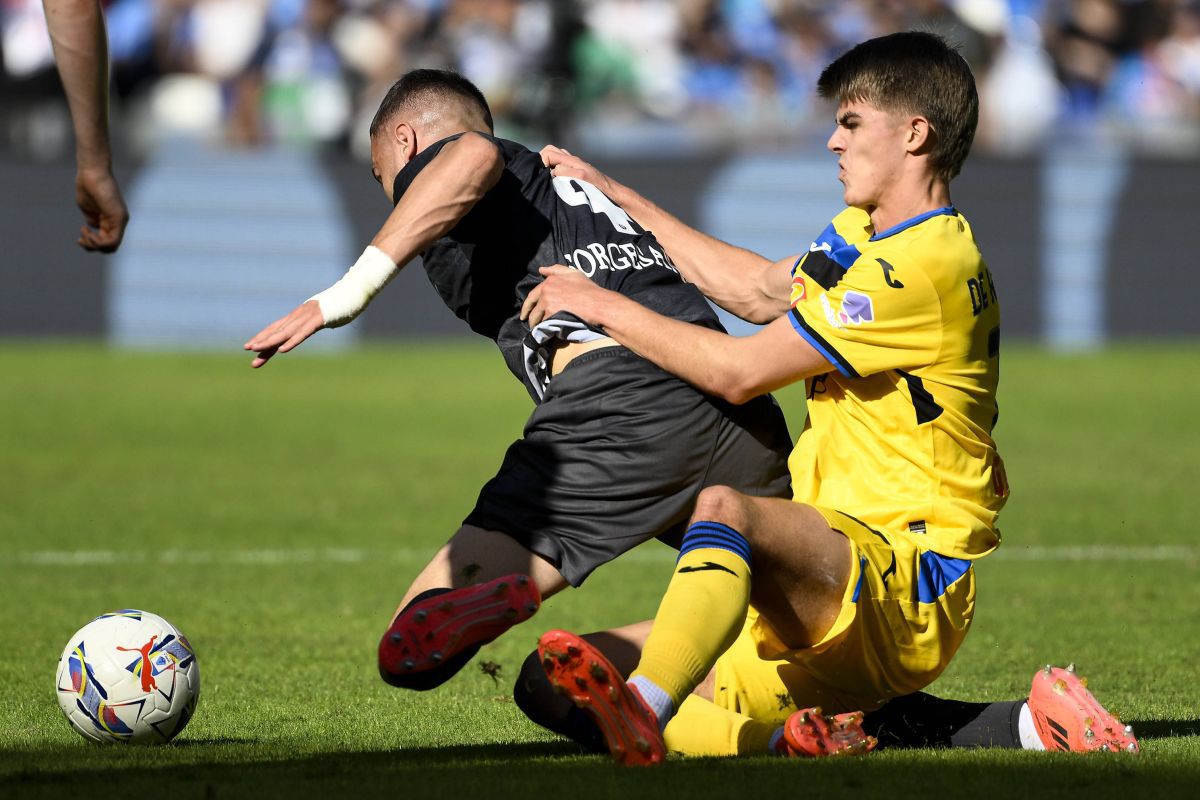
top-left (788, 249), bottom-right (942, 378)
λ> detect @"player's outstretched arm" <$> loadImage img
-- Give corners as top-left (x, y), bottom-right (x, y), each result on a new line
top-left (522, 265), bottom-right (829, 403)
top-left (43, 0), bottom-right (129, 253)
top-left (244, 133), bottom-right (504, 368)
top-left (541, 145), bottom-right (792, 324)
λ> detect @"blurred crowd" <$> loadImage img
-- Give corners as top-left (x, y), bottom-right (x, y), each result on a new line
top-left (4, 0), bottom-right (1200, 160)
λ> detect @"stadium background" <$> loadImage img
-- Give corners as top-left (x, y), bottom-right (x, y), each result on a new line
top-left (1, 0), bottom-right (1197, 346)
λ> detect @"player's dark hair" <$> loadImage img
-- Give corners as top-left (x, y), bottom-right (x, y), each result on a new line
top-left (369, 69), bottom-right (494, 137)
top-left (817, 31), bottom-right (978, 181)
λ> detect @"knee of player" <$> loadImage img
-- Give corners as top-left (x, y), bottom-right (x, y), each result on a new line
top-left (693, 485), bottom-right (751, 531)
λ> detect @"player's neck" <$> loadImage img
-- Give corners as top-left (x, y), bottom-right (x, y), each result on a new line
top-left (867, 176), bottom-right (952, 235)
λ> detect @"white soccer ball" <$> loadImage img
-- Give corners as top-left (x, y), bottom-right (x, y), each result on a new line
top-left (55, 609), bottom-right (200, 744)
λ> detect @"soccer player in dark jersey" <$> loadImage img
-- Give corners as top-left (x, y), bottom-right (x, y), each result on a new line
top-left (519, 32), bottom-right (1137, 763)
top-left (244, 69), bottom-right (793, 691)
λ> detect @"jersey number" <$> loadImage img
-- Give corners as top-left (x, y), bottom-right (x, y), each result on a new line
top-left (552, 177), bottom-right (637, 235)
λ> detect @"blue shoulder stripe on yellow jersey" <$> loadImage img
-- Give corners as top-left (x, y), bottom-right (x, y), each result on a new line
top-left (794, 219), bottom-right (863, 289)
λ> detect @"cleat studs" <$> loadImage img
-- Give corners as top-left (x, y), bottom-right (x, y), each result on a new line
top-left (567, 645), bottom-right (581, 658)
top-left (1124, 724), bottom-right (1134, 734)
top-left (1052, 679), bottom-right (1067, 695)
top-left (430, 651), bottom-right (443, 663)
top-left (575, 677), bottom-right (588, 690)
top-left (1079, 676), bottom-right (1089, 688)
top-left (1126, 743), bottom-right (1138, 752)
top-left (389, 632), bottom-right (403, 644)
top-left (1085, 729), bottom-right (1095, 739)
top-left (634, 738), bottom-right (650, 753)
top-left (609, 686), bottom-right (619, 702)
top-left (1067, 663), bottom-right (1076, 673)
top-left (414, 610), bottom-right (428, 623)
top-left (504, 608), bottom-right (518, 620)
top-left (517, 575), bottom-right (529, 586)
top-left (1043, 665), bottom-right (1053, 674)
top-left (542, 655), bottom-right (555, 670)
top-left (495, 582), bottom-right (509, 594)
top-left (525, 602), bottom-right (538, 613)
top-left (590, 663), bottom-right (608, 682)
top-left (402, 659), bottom-right (415, 671)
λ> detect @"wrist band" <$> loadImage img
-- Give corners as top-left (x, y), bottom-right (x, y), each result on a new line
top-left (308, 245), bottom-right (397, 327)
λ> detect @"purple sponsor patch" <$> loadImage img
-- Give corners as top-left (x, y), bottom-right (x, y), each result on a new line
top-left (838, 291), bottom-right (874, 324)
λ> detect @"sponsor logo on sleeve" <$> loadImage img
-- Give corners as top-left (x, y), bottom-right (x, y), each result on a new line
top-left (836, 291), bottom-right (875, 326)
top-left (821, 291), bottom-right (875, 329)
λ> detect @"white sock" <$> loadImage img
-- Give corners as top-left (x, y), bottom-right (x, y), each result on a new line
top-left (628, 675), bottom-right (674, 732)
top-left (1017, 702), bottom-right (1046, 750)
top-left (768, 726), bottom-right (786, 754)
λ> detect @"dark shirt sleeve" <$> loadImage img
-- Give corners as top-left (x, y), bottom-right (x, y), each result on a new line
top-left (389, 132), bottom-right (506, 207)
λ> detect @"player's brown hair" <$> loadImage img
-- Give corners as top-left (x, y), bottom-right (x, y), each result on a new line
top-left (370, 69), bottom-right (494, 138)
top-left (817, 31), bottom-right (978, 181)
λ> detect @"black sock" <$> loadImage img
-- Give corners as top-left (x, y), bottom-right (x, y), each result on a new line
top-left (862, 692), bottom-right (1024, 749)
top-left (513, 649), bottom-right (606, 752)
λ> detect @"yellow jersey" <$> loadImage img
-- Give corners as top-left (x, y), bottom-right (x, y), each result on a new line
top-left (787, 205), bottom-right (1007, 558)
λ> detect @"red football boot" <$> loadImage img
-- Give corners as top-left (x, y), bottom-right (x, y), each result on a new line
top-left (777, 707), bottom-right (878, 757)
top-left (1027, 664), bottom-right (1139, 752)
top-left (538, 629), bottom-right (666, 766)
top-left (379, 574), bottom-right (541, 690)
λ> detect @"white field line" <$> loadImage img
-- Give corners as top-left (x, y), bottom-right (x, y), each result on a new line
top-left (4, 544), bottom-right (1198, 567)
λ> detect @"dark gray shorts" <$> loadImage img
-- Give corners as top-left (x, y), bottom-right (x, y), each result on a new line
top-left (463, 347), bottom-right (792, 586)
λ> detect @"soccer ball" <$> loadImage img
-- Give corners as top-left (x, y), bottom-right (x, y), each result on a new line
top-left (55, 609), bottom-right (200, 744)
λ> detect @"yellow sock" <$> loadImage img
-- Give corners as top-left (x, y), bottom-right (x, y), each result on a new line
top-left (631, 521), bottom-right (752, 710)
top-left (663, 695), bottom-right (777, 756)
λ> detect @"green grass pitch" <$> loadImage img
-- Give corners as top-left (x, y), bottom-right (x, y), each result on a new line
top-left (1, 341), bottom-right (1198, 798)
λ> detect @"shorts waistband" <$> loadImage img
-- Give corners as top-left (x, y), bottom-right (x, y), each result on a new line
top-left (554, 343), bottom-right (637, 375)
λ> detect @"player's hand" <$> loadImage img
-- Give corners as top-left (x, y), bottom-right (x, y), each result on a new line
top-left (539, 145), bottom-right (613, 195)
top-left (75, 166), bottom-right (129, 253)
top-left (243, 300), bottom-right (325, 368)
top-left (520, 265), bottom-right (611, 328)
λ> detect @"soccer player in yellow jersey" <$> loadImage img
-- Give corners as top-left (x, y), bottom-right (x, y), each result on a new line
top-left (518, 31), bottom-right (1136, 762)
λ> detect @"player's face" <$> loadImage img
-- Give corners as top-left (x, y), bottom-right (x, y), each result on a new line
top-left (826, 100), bottom-right (912, 212)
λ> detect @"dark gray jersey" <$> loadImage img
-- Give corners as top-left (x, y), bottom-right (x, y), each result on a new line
top-left (391, 133), bottom-right (722, 401)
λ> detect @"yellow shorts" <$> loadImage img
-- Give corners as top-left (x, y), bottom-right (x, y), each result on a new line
top-left (710, 506), bottom-right (976, 724)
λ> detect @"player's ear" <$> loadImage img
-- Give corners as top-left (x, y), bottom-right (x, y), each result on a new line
top-left (906, 116), bottom-right (934, 155)
top-left (394, 121), bottom-right (417, 164)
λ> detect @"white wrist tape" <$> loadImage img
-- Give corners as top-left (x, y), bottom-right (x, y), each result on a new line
top-left (308, 245), bottom-right (398, 327)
